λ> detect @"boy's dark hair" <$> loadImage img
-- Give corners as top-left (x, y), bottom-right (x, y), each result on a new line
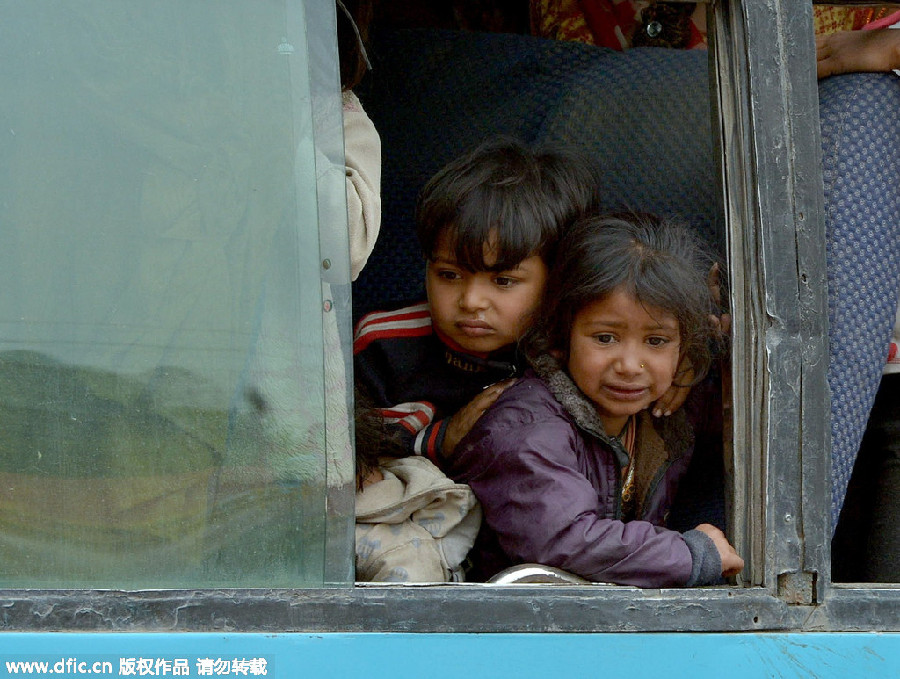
top-left (415, 136), bottom-right (601, 272)
top-left (529, 212), bottom-right (724, 384)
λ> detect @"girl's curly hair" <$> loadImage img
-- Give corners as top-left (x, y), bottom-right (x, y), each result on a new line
top-left (526, 212), bottom-right (725, 386)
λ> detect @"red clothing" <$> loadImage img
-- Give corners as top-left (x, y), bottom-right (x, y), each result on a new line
top-left (354, 302), bottom-right (520, 464)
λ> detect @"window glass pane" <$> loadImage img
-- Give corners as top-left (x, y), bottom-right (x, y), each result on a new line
top-left (0, 0), bottom-right (353, 588)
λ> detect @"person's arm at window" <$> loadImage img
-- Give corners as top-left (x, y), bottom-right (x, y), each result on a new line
top-left (817, 27), bottom-right (900, 78)
top-left (449, 404), bottom-right (724, 587)
top-left (342, 90), bottom-right (381, 281)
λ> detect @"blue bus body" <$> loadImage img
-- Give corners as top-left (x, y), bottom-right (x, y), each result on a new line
top-left (0, 632), bottom-right (898, 678)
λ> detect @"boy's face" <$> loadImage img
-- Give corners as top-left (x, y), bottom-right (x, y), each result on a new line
top-left (425, 231), bottom-right (548, 354)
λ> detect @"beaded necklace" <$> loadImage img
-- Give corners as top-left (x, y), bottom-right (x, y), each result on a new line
top-left (617, 415), bottom-right (639, 519)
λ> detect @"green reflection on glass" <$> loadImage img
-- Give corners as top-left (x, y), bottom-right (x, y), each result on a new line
top-left (0, 0), bottom-right (351, 588)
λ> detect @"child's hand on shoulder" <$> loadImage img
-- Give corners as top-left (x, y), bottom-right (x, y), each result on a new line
top-left (653, 356), bottom-right (694, 417)
top-left (655, 262), bottom-right (731, 417)
top-left (442, 379), bottom-right (516, 458)
top-left (707, 262), bottom-right (731, 337)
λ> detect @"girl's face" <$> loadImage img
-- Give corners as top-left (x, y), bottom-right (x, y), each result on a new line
top-left (426, 231), bottom-right (548, 354)
top-left (566, 289), bottom-right (681, 436)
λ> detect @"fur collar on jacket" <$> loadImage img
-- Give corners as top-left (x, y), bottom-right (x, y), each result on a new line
top-left (528, 352), bottom-right (696, 519)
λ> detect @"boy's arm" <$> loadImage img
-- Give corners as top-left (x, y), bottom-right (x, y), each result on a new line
top-left (353, 303), bottom-right (442, 458)
top-left (371, 400), bottom-right (449, 464)
top-left (372, 378), bottom-right (512, 467)
top-left (354, 305), bottom-right (516, 464)
top-left (353, 338), bottom-right (451, 464)
top-left (441, 380), bottom-right (516, 460)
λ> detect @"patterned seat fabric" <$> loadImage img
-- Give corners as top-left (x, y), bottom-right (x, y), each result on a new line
top-left (354, 29), bottom-right (721, 318)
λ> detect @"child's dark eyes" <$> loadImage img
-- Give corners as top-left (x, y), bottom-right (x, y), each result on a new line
top-left (591, 334), bottom-right (673, 346)
top-left (436, 269), bottom-right (461, 281)
top-left (493, 276), bottom-right (517, 288)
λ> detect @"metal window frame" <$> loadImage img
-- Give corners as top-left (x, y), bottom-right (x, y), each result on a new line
top-left (2, 0), bottom-right (898, 633)
top-left (709, 0), bottom-right (830, 596)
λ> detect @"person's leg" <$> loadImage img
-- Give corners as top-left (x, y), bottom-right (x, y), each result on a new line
top-left (832, 373), bottom-right (900, 582)
top-left (818, 72), bottom-right (900, 526)
top-left (861, 373), bottom-right (900, 582)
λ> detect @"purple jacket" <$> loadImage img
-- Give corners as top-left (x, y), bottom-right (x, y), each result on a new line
top-left (447, 354), bottom-right (723, 587)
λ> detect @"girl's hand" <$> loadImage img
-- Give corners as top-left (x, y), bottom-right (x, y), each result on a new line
top-left (442, 379), bottom-right (516, 459)
top-left (694, 523), bottom-right (744, 577)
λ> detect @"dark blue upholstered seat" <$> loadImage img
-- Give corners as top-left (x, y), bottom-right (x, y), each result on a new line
top-left (355, 28), bottom-right (900, 528)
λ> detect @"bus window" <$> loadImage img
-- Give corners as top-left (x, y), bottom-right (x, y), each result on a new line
top-left (0, 0), bottom-right (354, 588)
top-left (2, 0), bottom-right (897, 637)
top-left (354, 8), bottom-right (735, 585)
